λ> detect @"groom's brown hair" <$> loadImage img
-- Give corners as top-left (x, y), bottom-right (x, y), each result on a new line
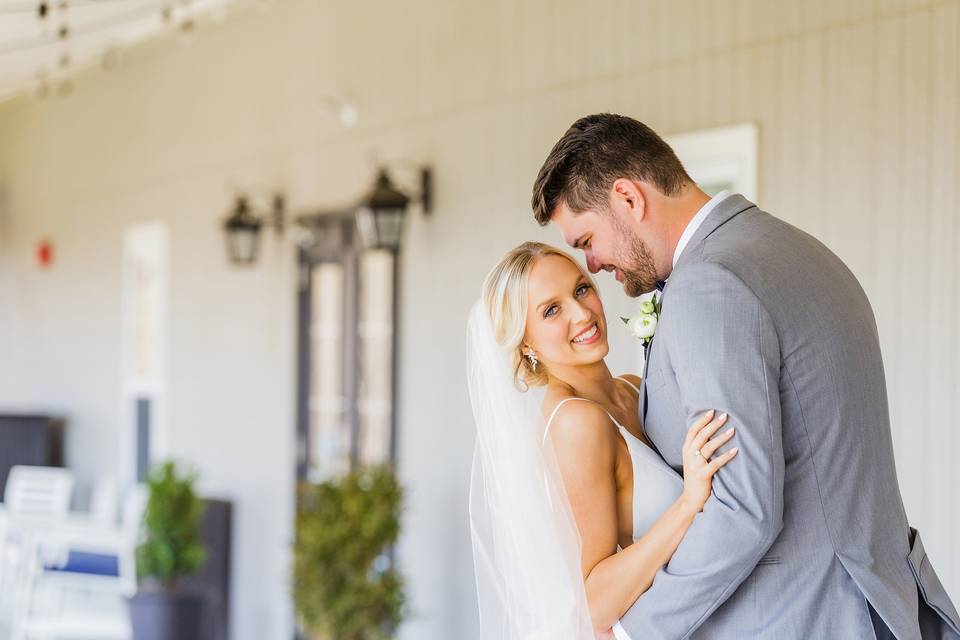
top-left (531, 114), bottom-right (692, 226)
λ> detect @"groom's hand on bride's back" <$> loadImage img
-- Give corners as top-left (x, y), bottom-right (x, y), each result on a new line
top-left (679, 409), bottom-right (739, 512)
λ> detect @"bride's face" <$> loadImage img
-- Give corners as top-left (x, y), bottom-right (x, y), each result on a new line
top-left (523, 254), bottom-right (608, 371)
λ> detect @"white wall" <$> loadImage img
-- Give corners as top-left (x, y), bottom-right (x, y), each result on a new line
top-left (0, 1), bottom-right (958, 638)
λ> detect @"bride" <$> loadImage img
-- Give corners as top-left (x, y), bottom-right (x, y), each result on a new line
top-left (468, 241), bottom-right (740, 639)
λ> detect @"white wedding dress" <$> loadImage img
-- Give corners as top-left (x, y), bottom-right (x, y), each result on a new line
top-left (542, 377), bottom-right (683, 639)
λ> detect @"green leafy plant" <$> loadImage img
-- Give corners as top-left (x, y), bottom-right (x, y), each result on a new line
top-left (293, 464), bottom-right (405, 640)
top-left (137, 460), bottom-right (207, 589)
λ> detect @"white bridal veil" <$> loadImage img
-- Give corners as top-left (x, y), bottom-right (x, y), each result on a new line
top-left (466, 300), bottom-right (595, 639)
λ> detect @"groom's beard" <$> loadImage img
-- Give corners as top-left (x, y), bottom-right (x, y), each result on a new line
top-left (615, 222), bottom-right (658, 297)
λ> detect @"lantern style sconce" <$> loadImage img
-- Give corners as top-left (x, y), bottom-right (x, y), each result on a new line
top-left (222, 193), bottom-right (285, 265)
top-left (355, 166), bottom-right (432, 252)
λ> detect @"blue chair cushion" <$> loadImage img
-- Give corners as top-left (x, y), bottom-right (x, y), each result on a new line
top-left (45, 550), bottom-right (120, 577)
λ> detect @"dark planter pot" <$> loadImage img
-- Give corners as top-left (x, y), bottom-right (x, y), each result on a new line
top-left (129, 585), bottom-right (205, 640)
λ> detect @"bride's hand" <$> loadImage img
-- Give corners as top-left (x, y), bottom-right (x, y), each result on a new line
top-left (680, 410), bottom-right (739, 512)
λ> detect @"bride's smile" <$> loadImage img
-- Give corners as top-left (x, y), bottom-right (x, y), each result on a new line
top-left (572, 323), bottom-right (600, 345)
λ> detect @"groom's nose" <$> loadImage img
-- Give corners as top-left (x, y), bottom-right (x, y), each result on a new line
top-left (585, 252), bottom-right (601, 273)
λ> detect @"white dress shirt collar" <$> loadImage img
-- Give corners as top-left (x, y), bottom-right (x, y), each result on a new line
top-left (672, 190), bottom-right (731, 268)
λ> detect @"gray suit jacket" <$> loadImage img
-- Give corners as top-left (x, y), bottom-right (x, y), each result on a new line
top-left (619, 195), bottom-right (960, 639)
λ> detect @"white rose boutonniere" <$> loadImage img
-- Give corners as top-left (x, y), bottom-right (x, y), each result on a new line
top-left (621, 292), bottom-right (661, 346)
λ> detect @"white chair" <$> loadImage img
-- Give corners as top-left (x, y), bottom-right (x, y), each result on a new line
top-left (8, 483), bottom-right (147, 640)
top-left (4, 466), bottom-right (75, 520)
top-left (1, 467), bottom-right (75, 638)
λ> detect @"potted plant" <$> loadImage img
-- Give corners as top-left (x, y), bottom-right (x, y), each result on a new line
top-left (129, 460), bottom-right (207, 640)
top-left (293, 464), bottom-right (405, 640)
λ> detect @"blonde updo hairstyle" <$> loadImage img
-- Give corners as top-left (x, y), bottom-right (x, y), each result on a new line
top-left (482, 241), bottom-right (597, 391)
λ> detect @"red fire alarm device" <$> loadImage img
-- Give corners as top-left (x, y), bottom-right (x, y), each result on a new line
top-left (36, 240), bottom-right (53, 268)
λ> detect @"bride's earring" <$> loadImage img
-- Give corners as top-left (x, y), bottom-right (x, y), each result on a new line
top-left (524, 350), bottom-right (539, 372)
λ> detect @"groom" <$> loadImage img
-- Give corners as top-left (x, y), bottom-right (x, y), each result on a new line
top-left (532, 114), bottom-right (960, 639)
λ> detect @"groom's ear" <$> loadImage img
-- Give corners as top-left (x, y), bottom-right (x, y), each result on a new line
top-left (611, 178), bottom-right (647, 223)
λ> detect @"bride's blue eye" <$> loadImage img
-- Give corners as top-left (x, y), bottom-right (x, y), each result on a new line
top-left (544, 304), bottom-right (558, 318)
top-left (576, 284), bottom-right (591, 296)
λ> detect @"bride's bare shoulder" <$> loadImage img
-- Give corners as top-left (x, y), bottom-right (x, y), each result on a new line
top-left (541, 385), bottom-right (614, 446)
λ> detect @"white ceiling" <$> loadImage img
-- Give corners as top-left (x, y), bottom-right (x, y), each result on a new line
top-left (0, 0), bottom-right (239, 103)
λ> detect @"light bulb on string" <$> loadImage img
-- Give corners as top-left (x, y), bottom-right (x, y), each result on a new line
top-left (37, 1), bottom-right (51, 37)
top-left (54, 0), bottom-right (70, 40)
top-left (321, 96), bottom-right (360, 128)
top-left (175, 17), bottom-right (196, 46)
top-left (56, 9), bottom-right (72, 98)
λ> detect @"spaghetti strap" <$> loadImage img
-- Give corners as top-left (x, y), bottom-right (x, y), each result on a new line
top-left (542, 397), bottom-right (591, 445)
top-left (615, 376), bottom-right (642, 395)
top-left (543, 394), bottom-right (630, 445)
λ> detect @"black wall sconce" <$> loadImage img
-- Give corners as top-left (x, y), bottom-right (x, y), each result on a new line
top-left (355, 166), bottom-right (432, 252)
top-left (223, 193), bottom-right (285, 265)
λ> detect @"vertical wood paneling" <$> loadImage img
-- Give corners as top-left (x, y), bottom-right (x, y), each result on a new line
top-left (773, 38), bottom-right (803, 219)
top-left (944, 3), bottom-right (960, 603)
top-left (897, 9), bottom-right (933, 526)
top-left (872, 14), bottom-right (906, 458)
top-left (751, 41), bottom-right (783, 208)
top-left (822, 23), bottom-right (876, 284)
top-left (708, 0), bottom-right (740, 53)
top-left (795, 33), bottom-right (826, 233)
top-left (951, 0), bottom-right (960, 596)
top-left (926, 0), bottom-right (960, 591)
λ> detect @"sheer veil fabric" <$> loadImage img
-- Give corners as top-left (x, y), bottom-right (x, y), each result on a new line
top-left (466, 300), bottom-right (595, 639)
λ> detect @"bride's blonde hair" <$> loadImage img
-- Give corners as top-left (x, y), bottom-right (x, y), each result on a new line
top-left (482, 241), bottom-right (596, 390)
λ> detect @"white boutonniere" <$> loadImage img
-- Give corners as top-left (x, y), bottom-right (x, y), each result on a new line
top-left (621, 292), bottom-right (661, 346)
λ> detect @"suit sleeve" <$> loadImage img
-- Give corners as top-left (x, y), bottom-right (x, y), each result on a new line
top-left (619, 260), bottom-right (785, 639)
